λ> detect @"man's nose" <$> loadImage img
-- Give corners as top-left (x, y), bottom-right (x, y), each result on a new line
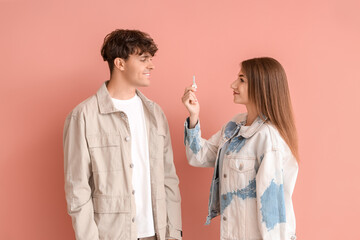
top-left (148, 61), bottom-right (155, 70)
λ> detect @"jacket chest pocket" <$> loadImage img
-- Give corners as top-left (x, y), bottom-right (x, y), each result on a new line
top-left (229, 155), bottom-right (256, 173)
top-left (87, 134), bottom-right (122, 172)
top-left (226, 155), bottom-right (256, 190)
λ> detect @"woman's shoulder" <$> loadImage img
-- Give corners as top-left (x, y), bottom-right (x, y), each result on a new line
top-left (256, 122), bottom-right (291, 154)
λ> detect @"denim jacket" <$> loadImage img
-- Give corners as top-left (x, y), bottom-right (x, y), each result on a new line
top-left (184, 113), bottom-right (298, 240)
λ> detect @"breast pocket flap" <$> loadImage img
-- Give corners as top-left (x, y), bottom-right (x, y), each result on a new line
top-left (87, 134), bottom-right (121, 148)
top-left (228, 156), bottom-right (256, 173)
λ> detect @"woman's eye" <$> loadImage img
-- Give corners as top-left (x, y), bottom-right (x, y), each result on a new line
top-left (240, 78), bottom-right (244, 82)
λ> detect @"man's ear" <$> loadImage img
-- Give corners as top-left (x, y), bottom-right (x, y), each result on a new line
top-left (114, 57), bottom-right (125, 71)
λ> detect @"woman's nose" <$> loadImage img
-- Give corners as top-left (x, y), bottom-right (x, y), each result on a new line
top-left (230, 81), bottom-right (237, 89)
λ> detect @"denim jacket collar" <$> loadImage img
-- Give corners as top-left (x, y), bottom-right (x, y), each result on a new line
top-left (231, 113), bottom-right (268, 139)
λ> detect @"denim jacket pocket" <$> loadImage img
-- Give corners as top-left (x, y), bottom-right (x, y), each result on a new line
top-left (228, 155), bottom-right (256, 173)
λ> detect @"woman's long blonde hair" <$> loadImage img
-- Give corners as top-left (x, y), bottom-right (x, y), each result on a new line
top-left (241, 57), bottom-right (299, 161)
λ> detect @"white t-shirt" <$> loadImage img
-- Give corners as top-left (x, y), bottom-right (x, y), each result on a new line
top-left (111, 94), bottom-right (155, 238)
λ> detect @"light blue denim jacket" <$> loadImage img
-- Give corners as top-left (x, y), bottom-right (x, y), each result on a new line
top-left (184, 113), bottom-right (298, 240)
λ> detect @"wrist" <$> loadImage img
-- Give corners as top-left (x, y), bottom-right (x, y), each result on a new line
top-left (189, 115), bottom-right (199, 128)
top-left (189, 113), bottom-right (199, 119)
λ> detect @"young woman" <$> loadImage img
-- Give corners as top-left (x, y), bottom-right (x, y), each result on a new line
top-left (182, 57), bottom-right (299, 240)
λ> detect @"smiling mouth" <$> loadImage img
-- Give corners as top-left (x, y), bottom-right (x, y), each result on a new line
top-left (233, 91), bottom-right (239, 95)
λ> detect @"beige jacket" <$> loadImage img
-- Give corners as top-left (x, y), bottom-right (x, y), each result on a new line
top-left (63, 81), bottom-right (182, 240)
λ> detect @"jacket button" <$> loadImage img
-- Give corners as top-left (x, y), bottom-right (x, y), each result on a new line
top-left (132, 218), bottom-right (135, 223)
top-left (125, 136), bottom-right (130, 141)
top-left (239, 163), bottom-right (244, 170)
top-left (130, 163), bottom-right (134, 168)
top-left (223, 174), bottom-right (227, 178)
top-left (223, 216), bottom-right (227, 221)
top-left (132, 190), bottom-right (135, 195)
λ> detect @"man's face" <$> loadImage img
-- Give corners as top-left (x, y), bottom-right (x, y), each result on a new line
top-left (121, 52), bottom-right (155, 87)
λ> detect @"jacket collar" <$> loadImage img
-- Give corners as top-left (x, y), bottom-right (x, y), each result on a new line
top-left (230, 113), bottom-right (268, 139)
top-left (96, 80), bottom-right (155, 114)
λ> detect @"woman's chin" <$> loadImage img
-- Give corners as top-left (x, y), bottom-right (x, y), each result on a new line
top-left (233, 97), bottom-right (243, 104)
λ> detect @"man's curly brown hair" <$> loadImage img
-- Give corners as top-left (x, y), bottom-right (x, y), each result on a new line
top-left (101, 29), bottom-right (158, 73)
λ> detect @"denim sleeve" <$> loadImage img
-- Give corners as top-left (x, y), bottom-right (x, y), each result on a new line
top-left (183, 117), bottom-right (222, 168)
top-left (184, 117), bottom-right (201, 154)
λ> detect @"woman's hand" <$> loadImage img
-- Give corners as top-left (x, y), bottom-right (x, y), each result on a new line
top-left (182, 85), bottom-right (200, 128)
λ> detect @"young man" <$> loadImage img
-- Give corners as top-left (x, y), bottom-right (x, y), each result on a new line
top-left (63, 29), bottom-right (182, 240)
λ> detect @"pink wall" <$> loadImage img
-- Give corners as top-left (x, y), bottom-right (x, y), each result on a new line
top-left (1, 0), bottom-right (359, 239)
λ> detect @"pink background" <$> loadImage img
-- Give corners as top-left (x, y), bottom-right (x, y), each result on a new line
top-left (1, 0), bottom-right (359, 239)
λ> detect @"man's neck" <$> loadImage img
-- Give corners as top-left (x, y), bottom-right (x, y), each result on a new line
top-left (107, 76), bottom-right (136, 100)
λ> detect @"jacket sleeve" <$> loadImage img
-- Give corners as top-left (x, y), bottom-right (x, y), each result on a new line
top-left (184, 117), bottom-right (223, 168)
top-left (161, 112), bottom-right (183, 240)
top-left (255, 150), bottom-right (287, 240)
top-left (63, 113), bottom-right (99, 240)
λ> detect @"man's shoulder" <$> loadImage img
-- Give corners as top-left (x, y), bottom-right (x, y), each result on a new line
top-left (136, 89), bottom-right (164, 116)
top-left (145, 99), bottom-right (170, 133)
top-left (65, 94), bottom-right (98, 119)
top-left (152, 101), bottom-right (164, 114)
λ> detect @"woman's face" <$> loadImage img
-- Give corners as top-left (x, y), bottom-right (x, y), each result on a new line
top-left (231, 68), bottom-right (249, 104)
